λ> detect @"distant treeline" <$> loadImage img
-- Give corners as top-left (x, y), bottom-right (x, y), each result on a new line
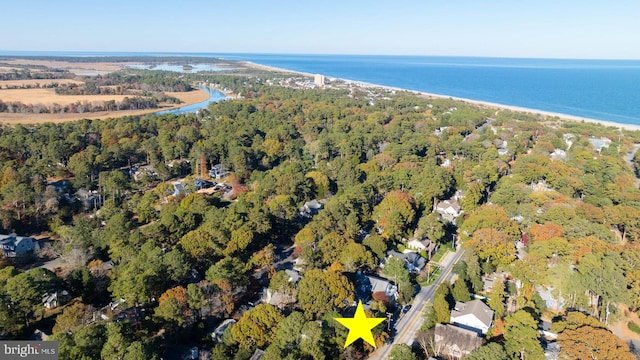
top-left (0, 95), bottom-right (175, 114)
top-left (0, 68), bottom-right (72, 81)
top-left (0, 82), bottom-right (63, 90)
top-left (0, 55), bottom-right (227, 64)
top-left (54, 70), bottom-right (193, 95)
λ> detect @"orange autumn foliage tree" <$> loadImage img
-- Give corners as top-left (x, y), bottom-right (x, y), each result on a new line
top-left (466, 228), bottom-right (516, 267)
top-left (531, 221), bottom-right (563, 242)
top-left (155, 286), bottom-right (191, 326)
top-left (159, 286), bottom-right (188, 308)
top-left (554, 312), bottom-right (635, 360)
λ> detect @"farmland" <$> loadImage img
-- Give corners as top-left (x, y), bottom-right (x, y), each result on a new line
top-left (0, 79), bottom-right (84, 89)
top-left (0, 88), bottom-right (209, 124)
top-left (0, 57), bottom-right (223, 123)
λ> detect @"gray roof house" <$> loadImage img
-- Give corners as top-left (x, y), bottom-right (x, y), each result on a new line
top-left (172, 182), bottom-right (187, 196)
top-left (249, 349), bottom-right (264, 360)
top-left (481, 271), bottom-right (509, 293)
top-left (262, 288), bottom-right (296, 309)
top-left (387, 250), bottom-right (427, 273)
top-left (132, 165), bottom-right (158, 182)
top-left (434, 323), bottom-right (483, 360)
top-left (0, 233), bottom-right (36, 257)
top-left (211, 319), bottom-right (236, 342)
top-left (42, 290), bottom-right (71, 309)
top-left (209, 164), bottom-right (230, 179)
top-left (300, 199), bottom-right (323, 218)
top-left (450, 300), bottom-right (495, 335)
top-left (356, 273), bottom-right (398, 301)
top-left (285, 269), bottom-right (302, 284)
top-left (536, 285), bottom-right (566, 311)
top-left (75, 189), bottom-right (100, 211)
top-left (588, 136), bottom-right (611, 153)
top-left (550, 149), bottom-right (567, 161)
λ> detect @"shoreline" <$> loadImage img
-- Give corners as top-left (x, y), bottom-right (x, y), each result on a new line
top-left (240, 61), bottom-right (316, 78)
top-left (241, 61), bottom-right (640, 132)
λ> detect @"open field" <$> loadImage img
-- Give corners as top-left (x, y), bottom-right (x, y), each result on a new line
top-left (0, 79), bottom-right (85, 89)
top-left (0, 66), bottom-right (23, 73)
top-left (165, 90), bottom-right (209, 103)
top-left (0, 88), bottom-right (131, 105)
top-left (2, 59), bottom-right (132, 72)
top-left (0, 89), bottom-right (209, 124)
top-left (0, 57), bottom-right (217, 124)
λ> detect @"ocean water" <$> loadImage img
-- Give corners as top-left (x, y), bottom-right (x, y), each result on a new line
top-left (219, 54), bottom-right (640, 126)
top-left (2, 51), bottom-right (640, 125)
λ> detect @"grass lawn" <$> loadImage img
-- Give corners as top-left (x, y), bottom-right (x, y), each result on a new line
top-left (431, 246), bottom-right (448, 263)
top-left (629, 321), bottom-right (640, 335)
top-left (417, 266), bottom-right (442, 286)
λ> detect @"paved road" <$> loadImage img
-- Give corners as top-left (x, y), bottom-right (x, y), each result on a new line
top-left (623, 143), bottom-right (640, 188)
top-left (369, 247), bottom-right (465, 360)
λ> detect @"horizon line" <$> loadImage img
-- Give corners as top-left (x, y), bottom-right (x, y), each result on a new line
top-left (1, 50), bottom-right (639, 62)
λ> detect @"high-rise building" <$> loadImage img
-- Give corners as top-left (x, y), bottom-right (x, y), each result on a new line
top-left (314, 74), bottom-right (325, 86)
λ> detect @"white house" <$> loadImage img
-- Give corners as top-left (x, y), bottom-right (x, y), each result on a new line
top-left (406, 238), bottom-right (439, 259)
top-left (450, 300), bottom-right (494, 335)
top-left (209, 164), bottom-right (230, 179)
top-left (588, 137), bottom-right (611, 153)
top-left (299, 199), bottom-right (323, 218)
top-left (0, 234), bottom-right (36, 257)
top-left (42, 290), bottom-right (71, 309)
top-left (549, 149), bottom-right (567, 161)
top-left (293, 257), bottom-right (306, 272)
top-left (435, 199), bottom-right (462, 221)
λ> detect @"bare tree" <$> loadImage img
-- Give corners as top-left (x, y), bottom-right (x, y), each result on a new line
top-left (434, 324), bottom-right (483, 360)
top-left (62, 248), bottom-right (93, 271)
top-left (416, 329), bottom-right (437, 358)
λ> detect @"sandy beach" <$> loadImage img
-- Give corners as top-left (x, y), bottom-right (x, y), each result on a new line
top-left (242, 61), bottom-right (640, 132)
top-left (416, 91), bottom-right (640, 132)
top-left (348, 81), bottom-right (640, 132)
top-left (240, 61), bottom-right (316, 78)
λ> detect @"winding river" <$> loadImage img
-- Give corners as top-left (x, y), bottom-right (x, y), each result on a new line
top-left (156, 87), bottom-right (229, 115)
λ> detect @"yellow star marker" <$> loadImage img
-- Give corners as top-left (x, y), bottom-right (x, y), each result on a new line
top-left (334, 301), bottom-right (385, 348)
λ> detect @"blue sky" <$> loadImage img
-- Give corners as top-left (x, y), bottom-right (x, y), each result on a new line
top-left (2, 0), bottom-right (639, 59)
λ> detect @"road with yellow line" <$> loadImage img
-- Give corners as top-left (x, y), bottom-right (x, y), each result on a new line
top-left (369, 247), bottom-right (465, 359)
